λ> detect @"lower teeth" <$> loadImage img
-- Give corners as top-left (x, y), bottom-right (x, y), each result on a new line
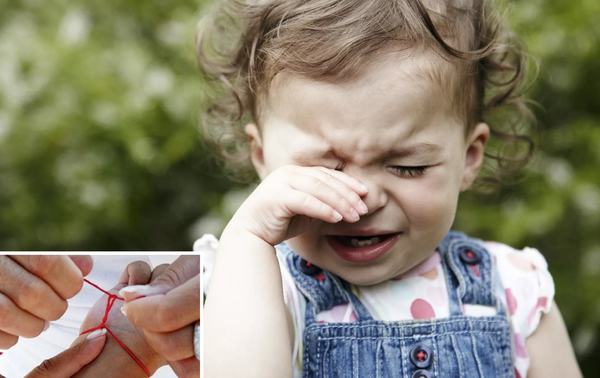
top-left (348, 236), bottom-right (381, 247)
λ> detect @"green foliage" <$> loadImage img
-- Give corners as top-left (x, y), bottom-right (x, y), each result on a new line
top-left (457, 0), bottom-right (600, 373)
top-left (0, 0), bottom-right (232, 249)
top-left (0, 0), bottom-right (598, 374)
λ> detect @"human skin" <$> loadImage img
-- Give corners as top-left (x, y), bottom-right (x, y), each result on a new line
top-left (0, 256), bottom-right (92, 349)
top-left (121, 256), bottom-right (200, 377)
top-left (24, 330), bottom-right (107, 378)
top-left (205, 49), bottom-right (489, 377)
top-left (204, 47), bottom-right (581, 378)
top-left (70, 262), bottom-right (166, 378)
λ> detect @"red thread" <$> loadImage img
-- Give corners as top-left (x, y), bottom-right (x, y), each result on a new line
top-left (80, 279), bottom-right (150, 376)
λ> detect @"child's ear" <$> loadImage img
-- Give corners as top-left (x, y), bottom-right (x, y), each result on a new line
top-left (245, 123), bottom-right (268, 179)
top-left (460, 122), bottom-right (490, 191)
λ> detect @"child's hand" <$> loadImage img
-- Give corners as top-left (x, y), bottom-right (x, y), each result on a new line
top-left (231, 165), bottom-right (369, 245)
top-left (71, 261), bottom-right (166, 378)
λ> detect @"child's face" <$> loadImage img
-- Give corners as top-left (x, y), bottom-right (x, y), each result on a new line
top-left (246, 50), bottom-right (489, 285)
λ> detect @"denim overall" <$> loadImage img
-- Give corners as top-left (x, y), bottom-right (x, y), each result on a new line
top-left (280, 231), bottom-right (515, 378)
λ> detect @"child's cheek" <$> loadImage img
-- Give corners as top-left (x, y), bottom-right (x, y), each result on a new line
top-left (399, 172), bottom-right (459, 230)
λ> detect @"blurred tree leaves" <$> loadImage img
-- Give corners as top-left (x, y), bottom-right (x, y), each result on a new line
top-left (0, 0), bottom-right (598, 374)
top-left (0, 0), bottom-right (233, 249)
top-left (457, 0), bottom-right (600, 374)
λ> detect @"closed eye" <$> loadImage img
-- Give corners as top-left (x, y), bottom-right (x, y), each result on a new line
top-left (388, 165), bottom-right (429, 178)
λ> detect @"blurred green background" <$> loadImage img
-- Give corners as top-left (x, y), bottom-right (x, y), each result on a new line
top-left (0, 0), bottom-right (598, 374)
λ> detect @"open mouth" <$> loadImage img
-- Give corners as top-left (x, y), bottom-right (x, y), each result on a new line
top-left (326, 232), bottom-right (401, 263)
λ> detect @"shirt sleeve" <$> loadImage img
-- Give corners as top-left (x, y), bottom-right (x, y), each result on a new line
top-left (194, 233), bottom-right (219, 301)
top-left (486, 241), bottom-right (555, 338)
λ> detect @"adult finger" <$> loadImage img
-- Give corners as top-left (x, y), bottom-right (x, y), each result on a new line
top-left (0, 329), bottom-right (19, 349)
top-left (170, 357), bottom-right (200, 378)
top-left (123, 275), bottom-right (199, 333)
top-left (143, 324), bottom-right (194, 362)
top-left (0, 293), bottom-right (47, 338)
top-left (69, 256), bottom-right (94, 277)
top-left (24, 329), bottom-right (107, 378)
top-left (0, 257), bottom-right (66, 321)
top-left (11, 255), bottom-right (85, 300)
top-left (118, 261), bottom-right (152, 286)
top-left (119, 256), bottom-right (199, 301)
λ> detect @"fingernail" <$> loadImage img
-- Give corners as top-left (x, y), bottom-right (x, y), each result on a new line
top-left (357, 201), bottom-right (368, 214)
top-left (43, 321), bottom-right (50, 332)
top-left (333, 211), bottom-right (343, 221)
top-left (85, 329), bottom-right (107, 340)
top-left (349, 208), bottom-right (360, 221)
top-left (359, 183), bottom-right (368, 192)
top-left (118, 285), bottom-right (150, 300)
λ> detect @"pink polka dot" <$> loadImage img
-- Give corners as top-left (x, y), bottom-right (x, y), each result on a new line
top-left (410, 298), bottom-right (436, 319)
top-left (505, 288), bottom-right (518, 315)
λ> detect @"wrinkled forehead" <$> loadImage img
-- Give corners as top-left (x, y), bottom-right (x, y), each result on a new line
top-left (259, 49), bottom-right (464, 164)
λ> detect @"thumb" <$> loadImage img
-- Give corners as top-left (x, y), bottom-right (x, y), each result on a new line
top-left (170, 357), bottom-right (200, 378)
top-left (25, 330), bottom-right (107, 378)
top-left (119, 256), bottom-right (199, 301)
top-left (69, 255), bottom-right (94, 277)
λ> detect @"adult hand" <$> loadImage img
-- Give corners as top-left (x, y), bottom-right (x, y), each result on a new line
top-left (119, 256), bottom-right (200, 378)
top-left (0, 256), bottom-right (93, 349)
top-left (24, 329), bottom-right (107, 378)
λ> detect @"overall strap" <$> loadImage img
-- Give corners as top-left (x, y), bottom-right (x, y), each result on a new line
top-left (278, 242), bottom-right (373, 324)
top-left (439, 231), bottom-right (506, 316)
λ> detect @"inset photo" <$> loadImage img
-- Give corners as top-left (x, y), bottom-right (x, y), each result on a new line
top-left (0, 254), bottom-right (199, 378)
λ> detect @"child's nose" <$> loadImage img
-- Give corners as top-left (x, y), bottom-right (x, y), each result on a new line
top-left (346, 170), bottom-right (388, 214)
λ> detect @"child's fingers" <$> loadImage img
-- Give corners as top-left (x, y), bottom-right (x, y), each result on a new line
top-left (119, 256), bottom-right (199, 302)
top-left (118, 261), bottom-right (152, 286)
top-left (302, 168), bottom-right (368, 215)
top-left (288, 175), bottom-right (362, 223)
top-left (285, 189), bottom-right (344, 223)
top-left (314, 166), bottom-right (369, 196)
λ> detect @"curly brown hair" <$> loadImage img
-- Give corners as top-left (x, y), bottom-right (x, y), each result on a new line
top-left (196, 0), bottom-right (535, 189)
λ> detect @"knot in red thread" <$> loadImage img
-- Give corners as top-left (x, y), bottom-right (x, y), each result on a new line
top-left (80, 279), bottom-right (150, 377)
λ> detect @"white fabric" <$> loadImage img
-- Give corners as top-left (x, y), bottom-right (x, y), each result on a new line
top-left (0, 255), bottom-right (177, 378)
